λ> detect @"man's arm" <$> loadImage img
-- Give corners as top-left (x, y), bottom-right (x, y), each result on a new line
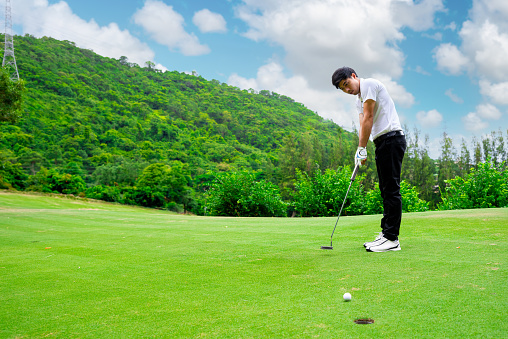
top-left (359, 99), bottom-right (375, 147)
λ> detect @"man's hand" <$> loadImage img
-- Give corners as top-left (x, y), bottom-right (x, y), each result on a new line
top-left (355, 147), bottom-right (367, 167)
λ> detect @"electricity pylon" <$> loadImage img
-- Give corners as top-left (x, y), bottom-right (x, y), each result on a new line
top-left (2, 0), bottom-right (19, 81)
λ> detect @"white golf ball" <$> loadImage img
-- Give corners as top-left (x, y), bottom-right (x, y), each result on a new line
top-left (343, 292), bottom-right (352, 301)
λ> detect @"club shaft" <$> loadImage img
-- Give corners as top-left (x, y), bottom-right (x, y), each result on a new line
top-left (329, 165), bottom-right (359, 243)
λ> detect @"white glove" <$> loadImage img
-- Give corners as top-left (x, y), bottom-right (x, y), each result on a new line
top-left (355, 147), bottom-right (367, 167)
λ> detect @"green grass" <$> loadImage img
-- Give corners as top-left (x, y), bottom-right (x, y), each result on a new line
top-left (1, 191), bottom-right (507, 338)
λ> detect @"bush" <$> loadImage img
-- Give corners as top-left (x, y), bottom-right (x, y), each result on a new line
top-left (27, 167), bottom-right (86, 195)
top-left (401, 181), bottom-right (430, 212)
top-left (85, 185), bottom-right (121, 202)
top-left (363, 181), bottom-right (429, 215)
top-left (0, 161), bottom-right (28, 190)
top-left (292, 166), bottom-right (364, 217)
top-left (439, 162), bottom-right (508, 210)
top-left (206, 171), bottom-right (286, 217)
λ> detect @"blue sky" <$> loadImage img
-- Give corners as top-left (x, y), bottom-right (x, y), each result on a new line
top-left (7, 0), bottom-right (508, 158)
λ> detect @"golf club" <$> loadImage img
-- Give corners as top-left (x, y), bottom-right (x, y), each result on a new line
top-left (321, 164), bottom-right (359, 250)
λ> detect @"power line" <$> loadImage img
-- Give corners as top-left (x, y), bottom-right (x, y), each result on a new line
top-left (2, 0), bottom-right (19, 81)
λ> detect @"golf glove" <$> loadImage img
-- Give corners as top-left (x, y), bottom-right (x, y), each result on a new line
top-left (355, 147), bottom-right (367, 167)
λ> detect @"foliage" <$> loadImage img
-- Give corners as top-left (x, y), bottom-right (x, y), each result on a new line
top-left (0, 67), bottom-right (25, 123)
top-left (1, 35), bottom-right (507, 215)
top-left (439, 161), bottom-right (508, 210)
top-left (400, 181), bottom-right (430, 212)
top-left (292, 166), bottom-right (364, 217)
top-left (26, 167), bottom-right (86, 194)
top-left (85, 184), bottom-right (121, 203)
top-left (0, 34), bottom-right (357, 213)
top-left (359, 180), bottom-right (429, 215)
top-left (130, 162), bottom-right (192, 211)
top-left (206, 171), bottom-right (286, 217)
top-left (0, 159), bottom-right (28, 190)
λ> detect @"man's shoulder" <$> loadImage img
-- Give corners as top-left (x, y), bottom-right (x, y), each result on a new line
top-left (362, 78), bottom-right (383, 87)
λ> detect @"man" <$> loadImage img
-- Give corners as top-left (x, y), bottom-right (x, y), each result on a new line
top-left (332, 67), bottom-right (406, 252)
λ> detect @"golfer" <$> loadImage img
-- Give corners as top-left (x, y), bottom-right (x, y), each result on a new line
top-left (332, 67), bottom-right (407, 252)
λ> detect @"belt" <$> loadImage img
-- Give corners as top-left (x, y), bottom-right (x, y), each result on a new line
top-left (374, 130), bottom-right (404, 146)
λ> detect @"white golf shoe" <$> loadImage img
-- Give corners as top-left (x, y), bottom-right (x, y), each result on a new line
top-left (363, 232), bottom-right (384, 248)
top-left (366, 236), bottom-right (401, 252)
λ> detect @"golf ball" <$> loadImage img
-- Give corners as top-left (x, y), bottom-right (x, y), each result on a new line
top-left (343, 293), bottom-right (352, 301)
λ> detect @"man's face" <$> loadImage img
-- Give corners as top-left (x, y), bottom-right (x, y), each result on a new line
top-left (338, 73), bottom-right (360, 95)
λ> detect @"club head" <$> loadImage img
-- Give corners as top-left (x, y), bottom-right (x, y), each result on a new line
top-left (321, 246), bottom-right (333, 250)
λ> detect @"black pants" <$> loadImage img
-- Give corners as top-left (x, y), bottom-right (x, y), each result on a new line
top-left (375, 135), bottom-right (407, 241)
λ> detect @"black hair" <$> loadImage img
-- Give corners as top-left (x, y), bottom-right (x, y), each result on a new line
top-left (331, 67), bottom-right (357, 89)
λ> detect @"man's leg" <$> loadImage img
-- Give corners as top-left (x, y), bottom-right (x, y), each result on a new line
top-left (375, 135), bottom-right (406, 241)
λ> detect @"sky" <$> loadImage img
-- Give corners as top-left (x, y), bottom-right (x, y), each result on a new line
top-left (5, 0), bottom-right (508, 158)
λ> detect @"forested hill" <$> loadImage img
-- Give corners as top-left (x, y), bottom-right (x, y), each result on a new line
top-left (1, 35), bottom-right (359, 199)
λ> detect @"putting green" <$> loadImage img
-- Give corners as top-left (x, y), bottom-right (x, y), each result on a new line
top-left (1, 191), bottom-right (507, 338)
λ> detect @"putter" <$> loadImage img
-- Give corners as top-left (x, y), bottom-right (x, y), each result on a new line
top-left (321, 164), bottom-right (359, 250)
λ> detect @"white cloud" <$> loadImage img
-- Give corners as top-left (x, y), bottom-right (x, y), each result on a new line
top-left (416, 109), bottom-right (443, 128)
top-left (462, 112), bottom-right (488, 132)
top-left (414, 66), bottom-right (431, 76)
top-left (391, 0), bottom-right (445, 31)
top-left (476, 103), bottom-right (502, 120)
top-left (193, 9), bottom-right (227, 33)
top-left (228, 61), bottom-right (356, 128)
top-left (232, 0), bottom-right (444, 126)
top-left (422, 32), bottom-right (443, 40)
top-left (461, 102), bottom-right (503, 132)
top-left (155, 63), bottom-right (168, 72)
top-left (444, 22), bottom-right (457, 31)
top-left (479, 81), bottom-right (508, 106)
top-left (12, 0), bottom-right (154, 66)
top-left (460, 20), bottom-right (508, 82)
top-left (133, 0), bottom-right (210, 56)
top-left (235, 0), bottom-right (419, 90)
top-left (433, 43), bottom-right (469, 75)
top-left (445, 88), bottom-right (463, 104)
top-left (434, 1), bottom-right (508, 82)
top-left (372, 73), bottom-right (415, 108)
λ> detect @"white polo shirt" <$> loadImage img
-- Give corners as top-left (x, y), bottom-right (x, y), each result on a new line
top-left (356, 78), bottom-right (402, 141)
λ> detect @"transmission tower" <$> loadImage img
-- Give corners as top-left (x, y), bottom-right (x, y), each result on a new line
top-left (2, 0), bottom-right (19, 81)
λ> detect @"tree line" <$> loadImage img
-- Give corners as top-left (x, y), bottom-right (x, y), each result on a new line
top-left (0, 34), bottom-right (507, 216)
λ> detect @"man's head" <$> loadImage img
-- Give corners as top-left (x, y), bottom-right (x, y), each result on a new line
top-left (332, 67), bottom-right (360, 95)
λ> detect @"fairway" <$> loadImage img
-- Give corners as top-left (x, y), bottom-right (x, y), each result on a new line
top-left (1, 191), bottom-right (507, 338)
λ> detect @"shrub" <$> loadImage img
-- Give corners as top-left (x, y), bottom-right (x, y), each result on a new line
top-left (364, 181), bottom-right (429, 215)
top-left (27, 167), bottom-right (85, 195)
top-left (206, 171), bottom-right (286, 217)
top-left (0, 160), bottom-right (28, 190)
top-left (292, 166), bottom-right (364, 217)
top-left (439, 162), bottom-right (508, 210)
top-left (85, 185), bottom-right (121, 202)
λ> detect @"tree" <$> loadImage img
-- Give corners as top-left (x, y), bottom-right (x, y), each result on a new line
top-left (439, 162), bottom-right (508, 210)
top-left (472, 137), bottom-right (482, 167)
top-left (457, 138), bottom-right (472, 178)
top-left (0, 67), bottom-right (25, 123)
top-left (206, 171), bottom-right (286, 217)
top-left (437, 132), bottom-right (457, 194)
top-left (292, 166), bottom-right (364, 217)
top-left (402, 128), bottom-right (436, 204)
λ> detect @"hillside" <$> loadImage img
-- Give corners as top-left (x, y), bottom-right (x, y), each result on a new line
top-left (0, 35), bottom-right (362, 209)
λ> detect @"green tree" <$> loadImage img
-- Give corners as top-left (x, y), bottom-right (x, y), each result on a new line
top-left (439, 162), bottom-right (508, 210)
top-left (437, 132), bottom-right (457, 194)
top-left (402, 128), bottom-right (436, 204)
top-left (0, 67), bottom-right (25, 123)
top-left (292, 166), bottom-right (364, 217)
top-left (457, 138), bottom-right (472, 178)
top-left (0, 160), bottom-right (28, 190)
top-left (206, 171), bottom-right (286, 217)
top-left (364, 181), bottom-right (429, 214)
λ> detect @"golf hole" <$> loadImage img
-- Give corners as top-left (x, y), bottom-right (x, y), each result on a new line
top-left (354, 318), bottom-right (374, 325)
